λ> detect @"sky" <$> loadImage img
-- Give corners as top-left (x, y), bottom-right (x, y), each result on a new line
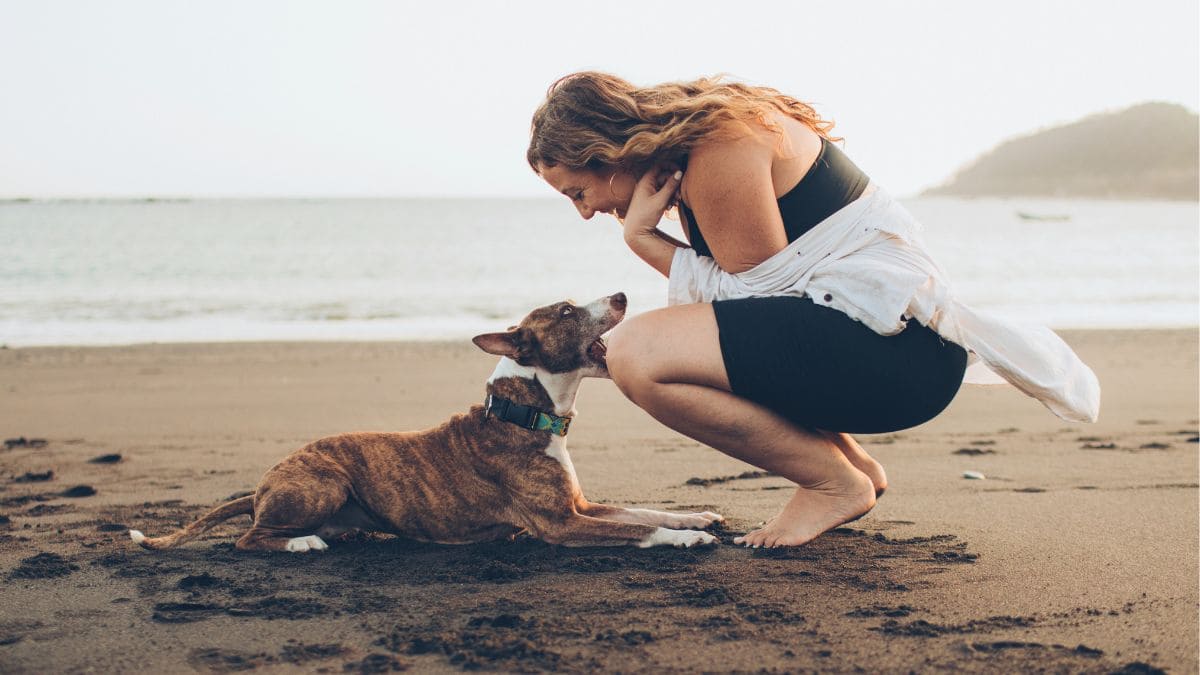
top-left (1, 0), bottom-right (1196, 199)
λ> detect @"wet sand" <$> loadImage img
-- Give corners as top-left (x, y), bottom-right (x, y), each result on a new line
top-left (1, 329), bottom-right (1196, 673)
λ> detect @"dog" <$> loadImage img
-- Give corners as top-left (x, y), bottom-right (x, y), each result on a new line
top-left (130, 293), bottom-right (723, 552)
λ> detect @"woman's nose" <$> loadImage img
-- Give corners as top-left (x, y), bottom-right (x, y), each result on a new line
top-left (575, 202), bottom-right (595, 220)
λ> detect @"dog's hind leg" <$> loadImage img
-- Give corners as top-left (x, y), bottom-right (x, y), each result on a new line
top-left (238, 528), bottom-right (331, 553)
top-left (238, 481), bottom-right (348, 553)
top-left (236, 453), bottom-right (353, 553)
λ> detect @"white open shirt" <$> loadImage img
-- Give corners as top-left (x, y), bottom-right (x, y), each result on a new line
top-left (667, 183), bottom-right (1101, 423)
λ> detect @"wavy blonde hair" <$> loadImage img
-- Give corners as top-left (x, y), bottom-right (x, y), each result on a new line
top-left (527, 71), bottom-right (839, 174)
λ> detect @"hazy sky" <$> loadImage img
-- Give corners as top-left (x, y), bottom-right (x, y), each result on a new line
top-left (2, 1), bottom-right (1196, 198)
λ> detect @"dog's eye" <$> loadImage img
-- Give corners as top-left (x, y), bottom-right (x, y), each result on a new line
top-left (559, 305), bottom-right (574, 318)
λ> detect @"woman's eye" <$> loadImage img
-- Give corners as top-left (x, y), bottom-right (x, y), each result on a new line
top-left (573, 192), bottom-right (584, 202)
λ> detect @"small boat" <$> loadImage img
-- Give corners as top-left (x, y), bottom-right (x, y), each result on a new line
top-left (1016, 211), bottom-right (1071, 221)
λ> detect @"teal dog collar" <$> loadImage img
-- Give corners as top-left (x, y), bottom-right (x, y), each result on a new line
top-left (484, 394), bottom-right (572, 436)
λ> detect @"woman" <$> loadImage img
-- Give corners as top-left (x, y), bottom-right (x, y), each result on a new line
top-left (527, 72), bottom-right (1099, 548)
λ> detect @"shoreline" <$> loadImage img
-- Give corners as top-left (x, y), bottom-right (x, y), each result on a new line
top-left (3, 324), bottom-right (1197, 351)
top-left (1, 328), bottom-right (1196, 672)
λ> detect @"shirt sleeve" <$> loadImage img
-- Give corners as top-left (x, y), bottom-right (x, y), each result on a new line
top-left (667, 246), bottom-right (728, 305)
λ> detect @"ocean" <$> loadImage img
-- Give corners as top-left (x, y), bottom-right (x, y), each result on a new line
top-left (1, 197), bottom-right (1196, 347)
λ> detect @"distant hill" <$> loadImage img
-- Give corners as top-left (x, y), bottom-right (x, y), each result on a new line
top-left (924, 102), bottom-right (1198, 200)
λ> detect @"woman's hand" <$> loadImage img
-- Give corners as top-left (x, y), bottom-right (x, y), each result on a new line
top-left (621, 166), bottom-right (683, 244)
top-left (619, 166), bottom-right (685, 278)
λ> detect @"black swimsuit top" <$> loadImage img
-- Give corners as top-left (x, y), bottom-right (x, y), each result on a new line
top-left (679, 137), bottom-right (870, 258)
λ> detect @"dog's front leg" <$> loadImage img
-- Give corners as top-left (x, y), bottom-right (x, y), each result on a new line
top-left (534, 513), bottom-right (717, 548)
top-left (576, 502), bottom-right (724, 530)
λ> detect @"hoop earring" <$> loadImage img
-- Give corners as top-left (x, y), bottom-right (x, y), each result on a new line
top-left (609, 172), bottom-right (620, 200)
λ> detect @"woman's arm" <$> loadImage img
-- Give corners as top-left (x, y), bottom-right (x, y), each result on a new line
top-left (624, 229), bottom-right (686, 277)
top-left (680, 136), bottom-right (789, 274)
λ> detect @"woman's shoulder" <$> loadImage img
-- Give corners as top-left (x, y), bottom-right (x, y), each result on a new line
top-left (682, 114), bottom-right (823, 204)
top-left (679, 140), bottom-right (766, 207)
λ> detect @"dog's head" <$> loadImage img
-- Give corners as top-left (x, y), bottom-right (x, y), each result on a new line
top-left (472, 293), bottom-right (626, 378)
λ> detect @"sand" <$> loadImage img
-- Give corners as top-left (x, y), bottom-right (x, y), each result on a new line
top-left (0, 329), bottom-right (1196, 673)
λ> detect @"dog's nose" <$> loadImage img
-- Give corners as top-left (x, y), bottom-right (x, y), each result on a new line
top-left (610, 292), bottom-right (627, 310)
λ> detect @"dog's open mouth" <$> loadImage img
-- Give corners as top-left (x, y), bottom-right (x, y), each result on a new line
top-left (587, 338), bottom-right (607, 366)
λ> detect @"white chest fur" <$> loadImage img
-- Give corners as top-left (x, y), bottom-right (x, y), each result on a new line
top-left (544, 435), bottom-right (581, 493)
top-left (487, 358), bottom-right (581, 417)
top-left (489, 358), bottom-right (583, 492)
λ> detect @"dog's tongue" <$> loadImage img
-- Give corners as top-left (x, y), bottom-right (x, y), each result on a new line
top-left (588, 339), bottom-right (607, 365)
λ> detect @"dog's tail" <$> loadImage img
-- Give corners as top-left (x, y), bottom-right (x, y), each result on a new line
top-left (130, 494), bottom-right (255, 550)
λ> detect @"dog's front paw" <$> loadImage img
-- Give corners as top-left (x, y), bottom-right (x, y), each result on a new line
top-left (692, 511), bottom-right (725, 528)
top-left (285, 535), bottom-right (329, 553)
top-left (677, 530), bottom-right (719, 548)
top-left (639, 528), bottom-right (719, 549)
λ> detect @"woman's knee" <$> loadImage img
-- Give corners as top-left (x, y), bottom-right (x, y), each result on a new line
top-left (606, 305), bottom-right (729, 401)
top-left (605, 316), bottom-right (655, 402)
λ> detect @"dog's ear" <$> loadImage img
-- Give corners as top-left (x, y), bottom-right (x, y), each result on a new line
top-left (473, 331), bottom-right (518, 357)
top-left (472, 328), bottom-right (536, 360)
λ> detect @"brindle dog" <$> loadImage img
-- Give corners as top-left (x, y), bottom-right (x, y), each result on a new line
top-left (131, 293), bottom-right (722, 552)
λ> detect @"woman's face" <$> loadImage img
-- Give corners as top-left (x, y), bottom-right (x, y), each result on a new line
top-left (539, 164), bottom-right (636, 221)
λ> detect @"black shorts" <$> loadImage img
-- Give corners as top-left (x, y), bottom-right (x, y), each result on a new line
top-left (712, 295), bottom-right (967, 434)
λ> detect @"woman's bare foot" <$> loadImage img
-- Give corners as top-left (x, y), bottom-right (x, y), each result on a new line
top-left (733, 469), bottom-right (876, 548)
top-left (825, 432), bottom-right (888, 497)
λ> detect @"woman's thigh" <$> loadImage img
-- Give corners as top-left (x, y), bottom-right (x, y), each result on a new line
top-left (712, 295), bottom-right (967, 433)
top-left (606, 296), bottom-right (965, 434)
top-left (605, 302), bottom-right (732, 395)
